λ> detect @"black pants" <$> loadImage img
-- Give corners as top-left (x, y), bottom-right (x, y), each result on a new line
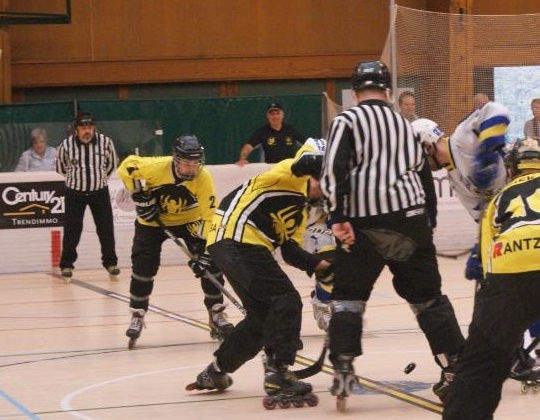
top-left (129, 221), bottom-right (224, 312)
top-left (60, 186), bottom-right (117, 269)
top-left (443, 273), bottom-right (540, 420)
top-left (208, 239), bottom-right (303, 373)
top-left (329, 208), bottom-right (464, 359)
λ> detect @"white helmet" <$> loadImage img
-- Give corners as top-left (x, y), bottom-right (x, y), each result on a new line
top-left (411, 118), bottom-right (444, 145)
top-left (304, 137), bottom-right (326, 153)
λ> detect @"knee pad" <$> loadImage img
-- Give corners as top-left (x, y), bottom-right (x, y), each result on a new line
top-left (415, 295), bottom-right (465, 355)
top-left (130, 274), bottom-right (154, 297)
top-left (332, 299), bottom-right (366, 314)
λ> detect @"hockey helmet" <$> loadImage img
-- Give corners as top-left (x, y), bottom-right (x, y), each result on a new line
top-left (506, 137), bottom-right (540, 177)
top-left (172, 134), bottom-right (205, 180)
top-left (351, 60), bottom-right (391, 91)
top-left (303, 137), bottom-right (327, 153)
top-left (291, 152), bottom-right (324, 179)
top-left (411, 118), bottom-right (444, 145)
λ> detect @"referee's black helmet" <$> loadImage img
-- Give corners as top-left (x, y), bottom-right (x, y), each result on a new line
top-left (351, 60), bottom-right (391, 91)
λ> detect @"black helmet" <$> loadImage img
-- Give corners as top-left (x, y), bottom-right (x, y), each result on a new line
top-left (172, 135), bottom-right (205, 180)
top-left (74, 112), bottom-right (96, 127)
top-left (351, 60), bottom-right (391, 91)
top-left (291, 152), bottom-right (324, 179)
top-left (505, 137), bottom-right (540, 177)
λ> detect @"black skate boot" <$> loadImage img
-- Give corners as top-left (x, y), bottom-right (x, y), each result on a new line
top-left (262, 353), bottom-right (318, 409)
top-left (329, 355), bottom-right (360, 412)
top-left (126, 309), bottom-right (145, 349)
top-left (186, 361), bottom-right (233, 391)
top-left (509, 350), bottom-right (540, 394)
top-left (208, 303), bottom-right (234, 340)
top-left (432, 353), bottom-right (458, 403)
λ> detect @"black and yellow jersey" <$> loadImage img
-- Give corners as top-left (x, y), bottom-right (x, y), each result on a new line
top-left (480, 171), bottom-right (540, 275)
top-left (207, 157), bottom-right (310, 251)
top-left (117, 155), bottom-right (218, 236)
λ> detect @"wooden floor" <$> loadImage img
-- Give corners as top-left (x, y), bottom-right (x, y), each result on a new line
top-left (1, 257), bottom-right (538, 419)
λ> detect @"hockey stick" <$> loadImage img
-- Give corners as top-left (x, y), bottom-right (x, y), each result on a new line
top-left (293, 334), bottom-right (328, 379)
top-left (155, 218), bottom-right (247, 316)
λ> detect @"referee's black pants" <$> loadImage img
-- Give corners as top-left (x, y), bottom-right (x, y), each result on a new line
top-left (208, 239), bottom-right (303, 373)
top-left (443, 273), bottom-right (540, 420)
top-left (60, 186), bottom-right (118, 270)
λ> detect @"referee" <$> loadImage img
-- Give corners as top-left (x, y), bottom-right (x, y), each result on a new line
top-left (320, 60), bottom-right (464, 403)
top-left (56, 112), bottom-right (120, 281)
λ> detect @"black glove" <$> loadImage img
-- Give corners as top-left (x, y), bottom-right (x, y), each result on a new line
top-left (188, 252), bottom-right (213, 278)
top-left (132, 191), bottom-right (160, 222)
top-left (315, 262), bottom-right (334, 285)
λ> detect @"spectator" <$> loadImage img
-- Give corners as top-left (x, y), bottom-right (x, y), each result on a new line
top-left (15, 128), bottom-right (56, 172)
top-left (523, 98), bottom-right (540, 139)
top-left (398, 90), bottom-right (419, 122)
top-left (236, 102), bottom-right (305, 165)
top-left (55, 112), bottom-right (120, 282)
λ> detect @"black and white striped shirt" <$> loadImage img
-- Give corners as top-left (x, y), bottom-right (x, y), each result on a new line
top-left (56, 133), bottom-right (119, 192)
top-left (320, 99), bottom-right (426, 222)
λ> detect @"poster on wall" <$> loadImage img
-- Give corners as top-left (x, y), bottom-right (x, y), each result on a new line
top-left (0, 181), bottom-right (65, 229)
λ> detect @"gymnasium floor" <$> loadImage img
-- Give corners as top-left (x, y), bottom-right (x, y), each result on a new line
top-left (1, 257), bottom-right (538, 419)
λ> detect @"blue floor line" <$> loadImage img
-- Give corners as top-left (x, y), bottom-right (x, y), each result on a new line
top-left (0, 387), bottom-right (40, 419)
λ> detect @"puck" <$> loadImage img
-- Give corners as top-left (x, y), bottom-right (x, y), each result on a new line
top-left (404, 362), bottom-right (416, 374)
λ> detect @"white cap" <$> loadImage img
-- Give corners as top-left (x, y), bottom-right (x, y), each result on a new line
top-left (411, 118), bottom-right (444, 145)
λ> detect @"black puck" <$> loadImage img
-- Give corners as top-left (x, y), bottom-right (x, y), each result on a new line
top-left (404, 362), bottom-right (416, 374)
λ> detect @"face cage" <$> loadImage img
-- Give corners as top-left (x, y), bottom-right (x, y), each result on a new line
top-left (173, 157), bottom-right (203, 180)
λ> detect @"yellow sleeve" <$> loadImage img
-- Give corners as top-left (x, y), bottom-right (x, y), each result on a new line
top-left (195, 169), bottom-right (219, 238)
top-left (479, 194), bottom-right (499, 276)
top-left (117, 155), bottom-right (145, 192)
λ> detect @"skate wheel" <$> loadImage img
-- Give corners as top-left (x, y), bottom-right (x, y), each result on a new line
top-left (262, 396), bottom-right (276, 410)
top-left (278, 400), bottom-right (291, 409)
top-left (520, 382), bottom-right (529, 394)
top-left (532, 383), bottom-right (539, 393)
top-left (185, 382), bottom-right (202, 391)
top-left (336, 395), bottom-right (347, 412)
top-left (63, 278), bottom-right (71, 285)
top-left (305, 393), bottom-right (319, 407)
top-left (128, 337), bottom-right (137, 350)
top-left (292, 399), bottom-right (304, 408)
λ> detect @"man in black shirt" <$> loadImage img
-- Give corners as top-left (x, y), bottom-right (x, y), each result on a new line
top-left (236, 102), bottom-right (305, 165)
top-left (55, 112), bottom-right (120, 282)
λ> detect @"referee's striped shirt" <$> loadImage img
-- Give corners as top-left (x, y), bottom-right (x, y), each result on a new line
top-left (320, 99), bottom-right (426, 222)
top-left (56, 133), bottom-right (119, 192)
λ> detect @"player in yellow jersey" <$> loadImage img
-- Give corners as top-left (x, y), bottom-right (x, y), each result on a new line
top-left (186, 144), bottom-right (332, 407)
top-left (444, 138), bottom-right (540, 420)
top-left (117, 135), bottom-right (234, 346)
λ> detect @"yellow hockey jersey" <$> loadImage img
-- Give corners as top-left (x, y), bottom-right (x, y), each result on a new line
top-left (207, 157), bottom-right (311, 251)
top-left (480, 171), bottom-right (540, 275)
top-left (117, 155), bottom-right (217, 237)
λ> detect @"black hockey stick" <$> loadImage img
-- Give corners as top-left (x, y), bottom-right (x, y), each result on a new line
top-left (155, 218), bottom-right (247, 316)
top-left (293, 334), bottom-right (328, 379)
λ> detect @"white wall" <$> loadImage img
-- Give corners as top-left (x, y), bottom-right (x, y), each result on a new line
top-left (0, 165), bottom-right (475, 275)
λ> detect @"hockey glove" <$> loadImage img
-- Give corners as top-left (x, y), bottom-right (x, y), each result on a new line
top-left (471, 150), bottom-right (501, 190)
top-left (132, 191), bottom-right (160, 222)
top-left (465, 244), bottom-right (483, 281)
top-left (188, 252), bottom-right (213, 278)
top-left (315, 262), bottom-right (334, 286)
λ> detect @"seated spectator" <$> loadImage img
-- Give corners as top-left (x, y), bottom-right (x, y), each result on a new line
top-left (15, 128), bottom-right (56, 172)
